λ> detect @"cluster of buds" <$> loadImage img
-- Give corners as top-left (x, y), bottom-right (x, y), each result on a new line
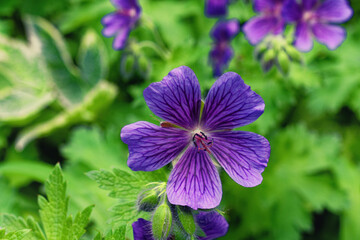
top-left (255, 34), bottom-right (302, 75)
top-left (134, 182), bottom-right (228, 240)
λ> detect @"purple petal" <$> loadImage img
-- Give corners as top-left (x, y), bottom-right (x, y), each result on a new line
top-left (312, 23), bottom-right (346, 50)
top-left (101, 12), bottom-right (131, 36)
top-left (132, 218), bottom-right (154, 240)
top-left (209, 44), bottom-right (234, 77)
top-left (196, 211), bottom-right (229, 240)
top-left (243, 16), bottom-right (280, 45)
top-left (210, 131), bottom-right (270, 187)
top-left (210, 19), bottom-right (240, 42)
top-left (201, 72), bottom-right (265, 131)
top-left (143, 66), bottom-right (202, 130)
top-left (167, 146), bottom-right (222, 210)
top-left (254, 0), bottom-right (279, 12)
top-left (316, 0), bottom-right (353, 23)
top-left (294, 21), bottom-right (313, 52)
top-left (303, 0), bottom-right (317, 10)
top-left (282, 0), bottom-right (303, 22)
top-left (112, 27), bottom-right (131, 50)
top-left (111, 0), bottom-right (139, 9)
top-left (121, 121), bottom-right (190, 171)
top-left (205, 0), bottom-right (228, 17)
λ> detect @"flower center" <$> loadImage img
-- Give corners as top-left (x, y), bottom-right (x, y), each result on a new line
top-left (303, 11), bottom-right (317, 23)
top-left (192, 131), bottom-right (213, 153)
top-left (119, 8), bottom-right (137, 18)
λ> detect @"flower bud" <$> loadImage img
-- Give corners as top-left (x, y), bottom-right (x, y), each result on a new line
top-left (284, 45), bottom-right (302, 63)
top-left (277, 51), bottom-right (290, 75)
top-left (177, 207), bottom-right (196, 236)
top-left (152, 203), bottom-right (172, 240)
top-left (137, 54), bottom-right (150, 79)
top-left (261, 49), bottom-right (276, 72)
top-left (120, 53), bottom-right (136, 80)
top-left (137, 189), bottom-right (160, 212)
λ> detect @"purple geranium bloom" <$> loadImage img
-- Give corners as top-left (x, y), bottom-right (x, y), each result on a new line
top-left (205, 0), bottom-right (229, 18)
top-left (101, 0), bottom-right (141, 50)
top-left (282, 0), bottom-right (353, 52)
top-left (243, 0), bottom-right (286, 45)
top-left (132, 211), bottom-right (228, 240)
top-left (209, 19), bottom-right (240, 77)
top-left (121, 66), bottom-right (270, 210)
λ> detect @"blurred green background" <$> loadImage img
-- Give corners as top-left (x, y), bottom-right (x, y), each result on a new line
top-left (0, 0), bottom-right (360, 239)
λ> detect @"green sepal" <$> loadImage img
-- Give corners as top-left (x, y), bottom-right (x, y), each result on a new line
top-left (137, 189), bottom-right (160, 212)
top-left (152, 203), bottom-right (172, 240)
top-left (277, 50), bottom-right (290, 76)
top-left (177, 206), bottom-right (196, 236)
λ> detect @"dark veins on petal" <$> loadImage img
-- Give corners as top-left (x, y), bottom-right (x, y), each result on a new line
top-left (167, 146), bottom-right (222, 210)
top-left (210, 131), bottom-right (270, 187)
top-left (121, 121), bottom-right (190, 171)
top-left (201, 72), bottom-right (265, 131)
top-left (143, 66), bottom-right (201, 130)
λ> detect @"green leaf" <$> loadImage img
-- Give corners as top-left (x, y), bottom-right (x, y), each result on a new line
top-left (38, 164), bottom-right (68, 240)
top-left (0, 178), bottom-right (17, 214)
top-left (0, 35), bottom-right (53, 124)
top-left (88, 168), bottom-right (167, 225)
top-left (58, 1), bottom-right (113, 34)
top-left (61, 205), bottom-right (94, 240)
top-left (222, 125), bottom-right (347, 240)
top-left (88, 168), bottom-right (167, 201)
top-left (15, 81), bottom-right (117, 150)
top-left (0, 229), bottom-right (30, 240)
top-left (78, 29), bottom-right (108, 88)
top-left (1, 215), bottom-right (45, 240)
top-left (61, 126), bottom-right (124, 171)
top-left (24, 15), bottom-right (86, 107)
top-left (38, 164), bottom-right (93, 240)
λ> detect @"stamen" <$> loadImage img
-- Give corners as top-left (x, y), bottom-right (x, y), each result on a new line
top-left (193, 131), bottom-right (213, 153)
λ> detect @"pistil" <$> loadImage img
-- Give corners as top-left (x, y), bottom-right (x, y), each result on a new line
top-left (193, 131), bottom-right (213, 153)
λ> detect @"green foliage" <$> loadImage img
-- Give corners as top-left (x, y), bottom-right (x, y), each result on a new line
top-left (88, 168), bottom-right (167, 225)
top-left (0, 229), bottom-right (30, 240)
top-left (0, 35), bottom-right (53, 125)
top-left (0, 0), bottom-right (360, 240)
top-left (223, 125), bottom-right (347, 240)
top-left (152, 203), bottom-right (172, 240)
top-left (0, 164), bottom-right (93, 240)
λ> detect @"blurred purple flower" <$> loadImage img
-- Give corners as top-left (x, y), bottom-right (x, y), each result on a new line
top-left (243, 0), bottom-right (286, 45)
top-left (101, 0), bottom-right (141, 50)
top-left (121, 66), bottom-right (270, 210)
top-left (283, 0), bottom-right (353, 52)
top-left (209, 19), bottom-right (240, 77)
top-left (205, 0), bottom-right (230, 18)
top-left (132, 211), bottom-right (228, 240)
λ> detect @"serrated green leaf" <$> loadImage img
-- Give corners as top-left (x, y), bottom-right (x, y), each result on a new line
top-left (1, 215), bottom-right (45, 240)
top-left (0, 229), bottom-right (30, 240)
top-left (39, 164), bottom-right (68, 240)
top-left (88, 168), bottom-right (167, 201)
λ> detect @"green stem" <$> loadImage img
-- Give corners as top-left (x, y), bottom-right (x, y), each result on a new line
top-left (136, 41), bottom-right (170, 60)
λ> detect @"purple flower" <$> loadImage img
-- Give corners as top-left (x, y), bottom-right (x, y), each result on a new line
top-left (101, 0), bottom-right (141, 50)
top-left (121, 66), bottom-right (270, 210)
top-left (132, 211), bottom-right (228, 240)
top-left (243, 0), bottom-right (286, 45)
top-left (205, 0), bottom-right (230, 18)
top-left (209, 19), bottom-right (240, 77)
top-left (283, 0), bottom-right (353, 52)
